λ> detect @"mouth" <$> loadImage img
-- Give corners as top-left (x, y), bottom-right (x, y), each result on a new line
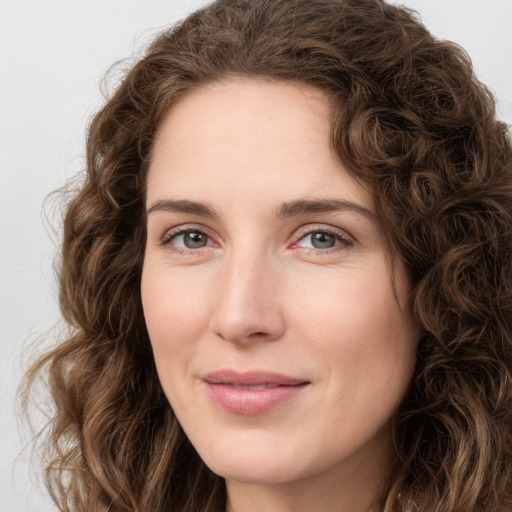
top-left (225, 383), bottom-right (282, 390)
top-left (202, 370), bottom-right (310, 415)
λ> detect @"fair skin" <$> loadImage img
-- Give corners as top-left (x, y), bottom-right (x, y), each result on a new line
top-left (141, 78), bottom-right (419, 512)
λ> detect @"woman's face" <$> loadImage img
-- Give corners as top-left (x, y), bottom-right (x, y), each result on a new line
top-left (141, 79), bottom-right (419, 490)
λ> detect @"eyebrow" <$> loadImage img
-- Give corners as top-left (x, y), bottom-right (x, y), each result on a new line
top-left (146, 199), bottom-right (217, 218)
top-left (275, 198), bottom-right (374, 219)
top-left (146, 197), bottom-right (374, 219)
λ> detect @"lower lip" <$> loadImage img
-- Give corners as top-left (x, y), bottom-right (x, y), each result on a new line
top-left (204, 382), bottom-right (308, 415)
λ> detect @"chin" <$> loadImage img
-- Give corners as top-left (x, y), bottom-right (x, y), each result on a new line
top-left (195, 432), bottom-right (307, 484)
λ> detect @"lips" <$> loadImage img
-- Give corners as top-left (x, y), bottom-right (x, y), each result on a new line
top-left (202, 370), bottom-right (309, 415)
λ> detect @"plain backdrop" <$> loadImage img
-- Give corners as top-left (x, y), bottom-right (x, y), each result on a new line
top-left (1, 1), bottom-right (511, 510)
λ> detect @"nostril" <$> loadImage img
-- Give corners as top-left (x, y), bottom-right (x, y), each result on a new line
top-left (215, 330), bottom-right (268, 341)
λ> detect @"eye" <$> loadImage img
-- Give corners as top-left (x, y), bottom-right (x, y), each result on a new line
top-left (178, 230), bottom-right (209, 249)
top-left (161, 228), bottom-right (213, 251)
top-left (302, 231), bottom-right (338, 249)
top-left (292, 226), bottom-right (353, 253)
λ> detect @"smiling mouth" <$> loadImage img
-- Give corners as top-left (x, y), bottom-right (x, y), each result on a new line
top-left (202, 370), bottom-right (310, 415)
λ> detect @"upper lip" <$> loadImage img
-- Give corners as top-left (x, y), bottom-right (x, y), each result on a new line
top-left (202, 369), bottom-right (309, 386)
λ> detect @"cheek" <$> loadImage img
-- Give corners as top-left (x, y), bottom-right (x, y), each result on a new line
top-left (141, 266), bottom-right (209, 379)
top-left (140, 267), bottom-right (206, 421)
top-left (142, 264), bottom-right (210, 338)
top-left (292, 265), bottom-right (407, 340)
top-left (291, 262), bottom-right (418, 395)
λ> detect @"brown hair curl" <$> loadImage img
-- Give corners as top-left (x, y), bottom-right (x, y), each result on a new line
top-left (24, 0), bottom-right (512, 511)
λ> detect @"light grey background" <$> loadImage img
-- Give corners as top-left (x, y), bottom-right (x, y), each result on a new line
top-left (1, 1), bottom-right (511, 510)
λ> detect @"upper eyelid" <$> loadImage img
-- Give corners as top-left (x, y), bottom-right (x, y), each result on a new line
top-left (160, 226), bottom-right (217, 254)
top-left (160, 223), bottom-right (216, 242)
top-left (292, 223), bottom-right (355, 242)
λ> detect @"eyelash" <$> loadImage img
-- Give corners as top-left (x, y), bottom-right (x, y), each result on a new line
top-left (291, 225), bottom-right (354, 255)
top-left (160, 224), bottom-right (354, 256)
top-left (160, 225), bottom-right (216, 254)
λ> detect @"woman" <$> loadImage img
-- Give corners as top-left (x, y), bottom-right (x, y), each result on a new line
top-left (24, 0), bottom-right (512, 510)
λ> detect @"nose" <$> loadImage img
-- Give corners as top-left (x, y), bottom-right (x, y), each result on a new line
top-left (209, 251), bottom-right (286, 344)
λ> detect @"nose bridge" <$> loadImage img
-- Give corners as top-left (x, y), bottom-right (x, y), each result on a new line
top-left (210, 243), bottom-right (284, 343)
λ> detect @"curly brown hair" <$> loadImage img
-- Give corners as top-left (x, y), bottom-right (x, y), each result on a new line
top-left (23, 0), bottom-right (512, 510)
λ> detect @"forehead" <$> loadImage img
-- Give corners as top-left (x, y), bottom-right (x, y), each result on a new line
top-left (147, 78), bottom-right (370, 211)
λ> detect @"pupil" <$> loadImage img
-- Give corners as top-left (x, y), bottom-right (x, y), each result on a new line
top-left (312, 232), bottom-right (335, 249)
top-left (184, 231), bottom-right (207, 248)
